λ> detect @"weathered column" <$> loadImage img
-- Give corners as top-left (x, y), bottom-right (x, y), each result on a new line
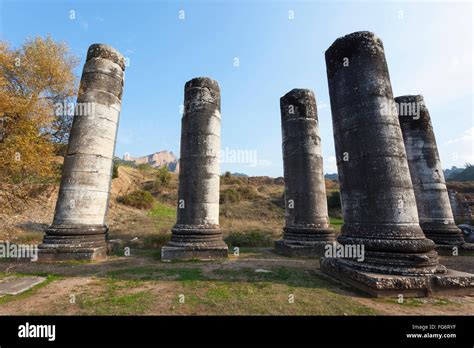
top-left (161, 77), bottom-right (228, 261)
top-left (274, 89), bottom-right (335, 256)
top-left (39, 44), bottom-right (125, 261)
top-left (396, 95), bottom-right (465, 249)
top-left (321, 31), bottom-right (474, 297)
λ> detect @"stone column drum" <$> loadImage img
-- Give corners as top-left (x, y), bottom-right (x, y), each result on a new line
top-left (274, 89), bottom-right (335, 256)
top-left (161, 77), bottom-right (228, 261)
top-left (39, 44), bottom-right (125, 261)
top-left (396, 95), bottom-right (465, 248)
top-left (321, 31), bottom-right (474, 297)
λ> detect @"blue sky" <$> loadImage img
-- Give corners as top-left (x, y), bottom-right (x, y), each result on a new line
top-left (1, 0), bottom-right (472, 177)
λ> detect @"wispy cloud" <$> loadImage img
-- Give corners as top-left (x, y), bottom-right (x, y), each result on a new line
top-left (441, 127), bottom-right (474, 166)
top-left (324, 155), bottom-right (337, 173)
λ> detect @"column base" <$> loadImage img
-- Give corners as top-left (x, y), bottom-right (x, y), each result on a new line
top-left (421, 223), bottom-right (465, 247)
top-left (161, 225), bottom-right (228, 261)
top-left (274, 239), bottom-right (332, 257)
top-left (38, 224), bottom-right (109, 262)
top-left (38, 245), bottom-right (108, 262)
top-left (435, 243), bottom-right (474, 256)
top-left (321, 257), bottom-right (474, 298)
top-left (275, 226), bottom-right (336, 257)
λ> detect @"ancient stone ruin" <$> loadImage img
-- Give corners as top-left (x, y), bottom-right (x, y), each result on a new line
top-left (274, 89), bottom-right (335, 256)
top-left (33, 36), bottom-right (472, 299)
top-left (39, 44), bottom-right (126, 261)
top-left (161, 77), bottom-right (228, 261)
top-left (320, 31), bottom-right (474, 297)
top-left (397, 95), bottom-right (466, 251)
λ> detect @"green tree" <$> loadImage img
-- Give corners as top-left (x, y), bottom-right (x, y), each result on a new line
top-left (155, 165), bottom-right (171, 188)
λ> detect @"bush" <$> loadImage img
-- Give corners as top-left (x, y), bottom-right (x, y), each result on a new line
top-left (154, 166), bottom-right (171, 189)
top-left (327, 191), bottom-right (341, 209)
top-left (118, 190), bottom-right (154, 209)
top-left (137, 163), bottom-right (153, 172)
top-left (112, 162), bottom-right (119, 179)
top-left (220, 188), bottom-right (241, 203)
top-left (237, 186), bottom-right (259, 201)
top-left (224, 230), bottom-right (274, 248)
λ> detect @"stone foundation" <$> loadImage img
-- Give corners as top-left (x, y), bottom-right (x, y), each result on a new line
top-left (321, 257), bottom-right (474, 297)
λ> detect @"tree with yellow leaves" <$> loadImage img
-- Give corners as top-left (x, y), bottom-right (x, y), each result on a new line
top-left (0, 36), bottom-right (78, 183)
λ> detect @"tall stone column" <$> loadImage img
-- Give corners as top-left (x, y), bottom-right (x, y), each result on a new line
top-left (161, 77), bottom-right (228, 261)
top-left (274, 89), bottom-right (335, 256)
top-left (321, 31), bottom-right (474, 297)
top-left (39, 44), bottom-right (125, 261)
top-left (396, 95), bottom-right (465, 248)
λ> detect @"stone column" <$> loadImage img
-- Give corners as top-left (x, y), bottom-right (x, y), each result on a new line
top-left (161, 77), bottom-right (228, 261)
top-left (39, 44), bottom-right (125, 261)
top-left (274, 89), bottom-right (335, 256)
top-left (396, 95), bottom-right (465, 248)
top-left (320, 32), bottom-right (474, 297)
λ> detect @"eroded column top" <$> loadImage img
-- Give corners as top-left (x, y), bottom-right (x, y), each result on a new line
top-left (396, 94), bottom-right (430, 126)
top-left (280, 88), bottom-right (317, 120)
top-left (184, 77), bottom-right (220, 111)
top-left (86, 44), bottom-right (126, 71)
top-left (325, 31), bottom-right (385, 77)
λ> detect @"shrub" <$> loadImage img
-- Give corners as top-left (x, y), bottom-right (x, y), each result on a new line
top-left (220, 188), bottom-right (241, 203)
top-left (154, 166), bottom-right (171, 189)
top-left (224, 230), bottom-right (274, 248)
top-left (118, 190), bottom-right (154, 209)
top-left (137, 163), bottom-right (153, 172)
top-left (327, 191), bottom-right (341, 209)
top-left (237, 186), bottom-right (259, 201)
top-left (112, 162), bottom-right (119, 179)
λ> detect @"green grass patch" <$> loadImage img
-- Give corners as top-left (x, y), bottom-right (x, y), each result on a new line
top-left (329, 217), bottom-right (343, 227)
top-left (178, 276), bottom-right (377, 315)
top-left (77, 279), bottom-right (153, 315)
top-left (382, 297), bottom-right (459, 307)
top-left (147, 202), bottom-right (176, 218)
top-left (107, 267), bottom-right (206, 282)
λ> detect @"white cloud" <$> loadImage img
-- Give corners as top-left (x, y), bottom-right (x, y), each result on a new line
top-left (324, 155), bottom-right (337, 174)
top-left (440, 127), bottom-right (474, 167)
top-left (317, 101), bottom-right (329, 111)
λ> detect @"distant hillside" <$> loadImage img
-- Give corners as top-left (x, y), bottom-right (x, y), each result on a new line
top-left (444, 166), bottom-right (464, 180)
top-left (230, 172), bottom-right (248, 177)
top-left (448, 164), bottom-right (474, 182)
top-left (325, 173), bottom-right (338, 180)
top-left (123, 151), bottom-right (179, 173)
